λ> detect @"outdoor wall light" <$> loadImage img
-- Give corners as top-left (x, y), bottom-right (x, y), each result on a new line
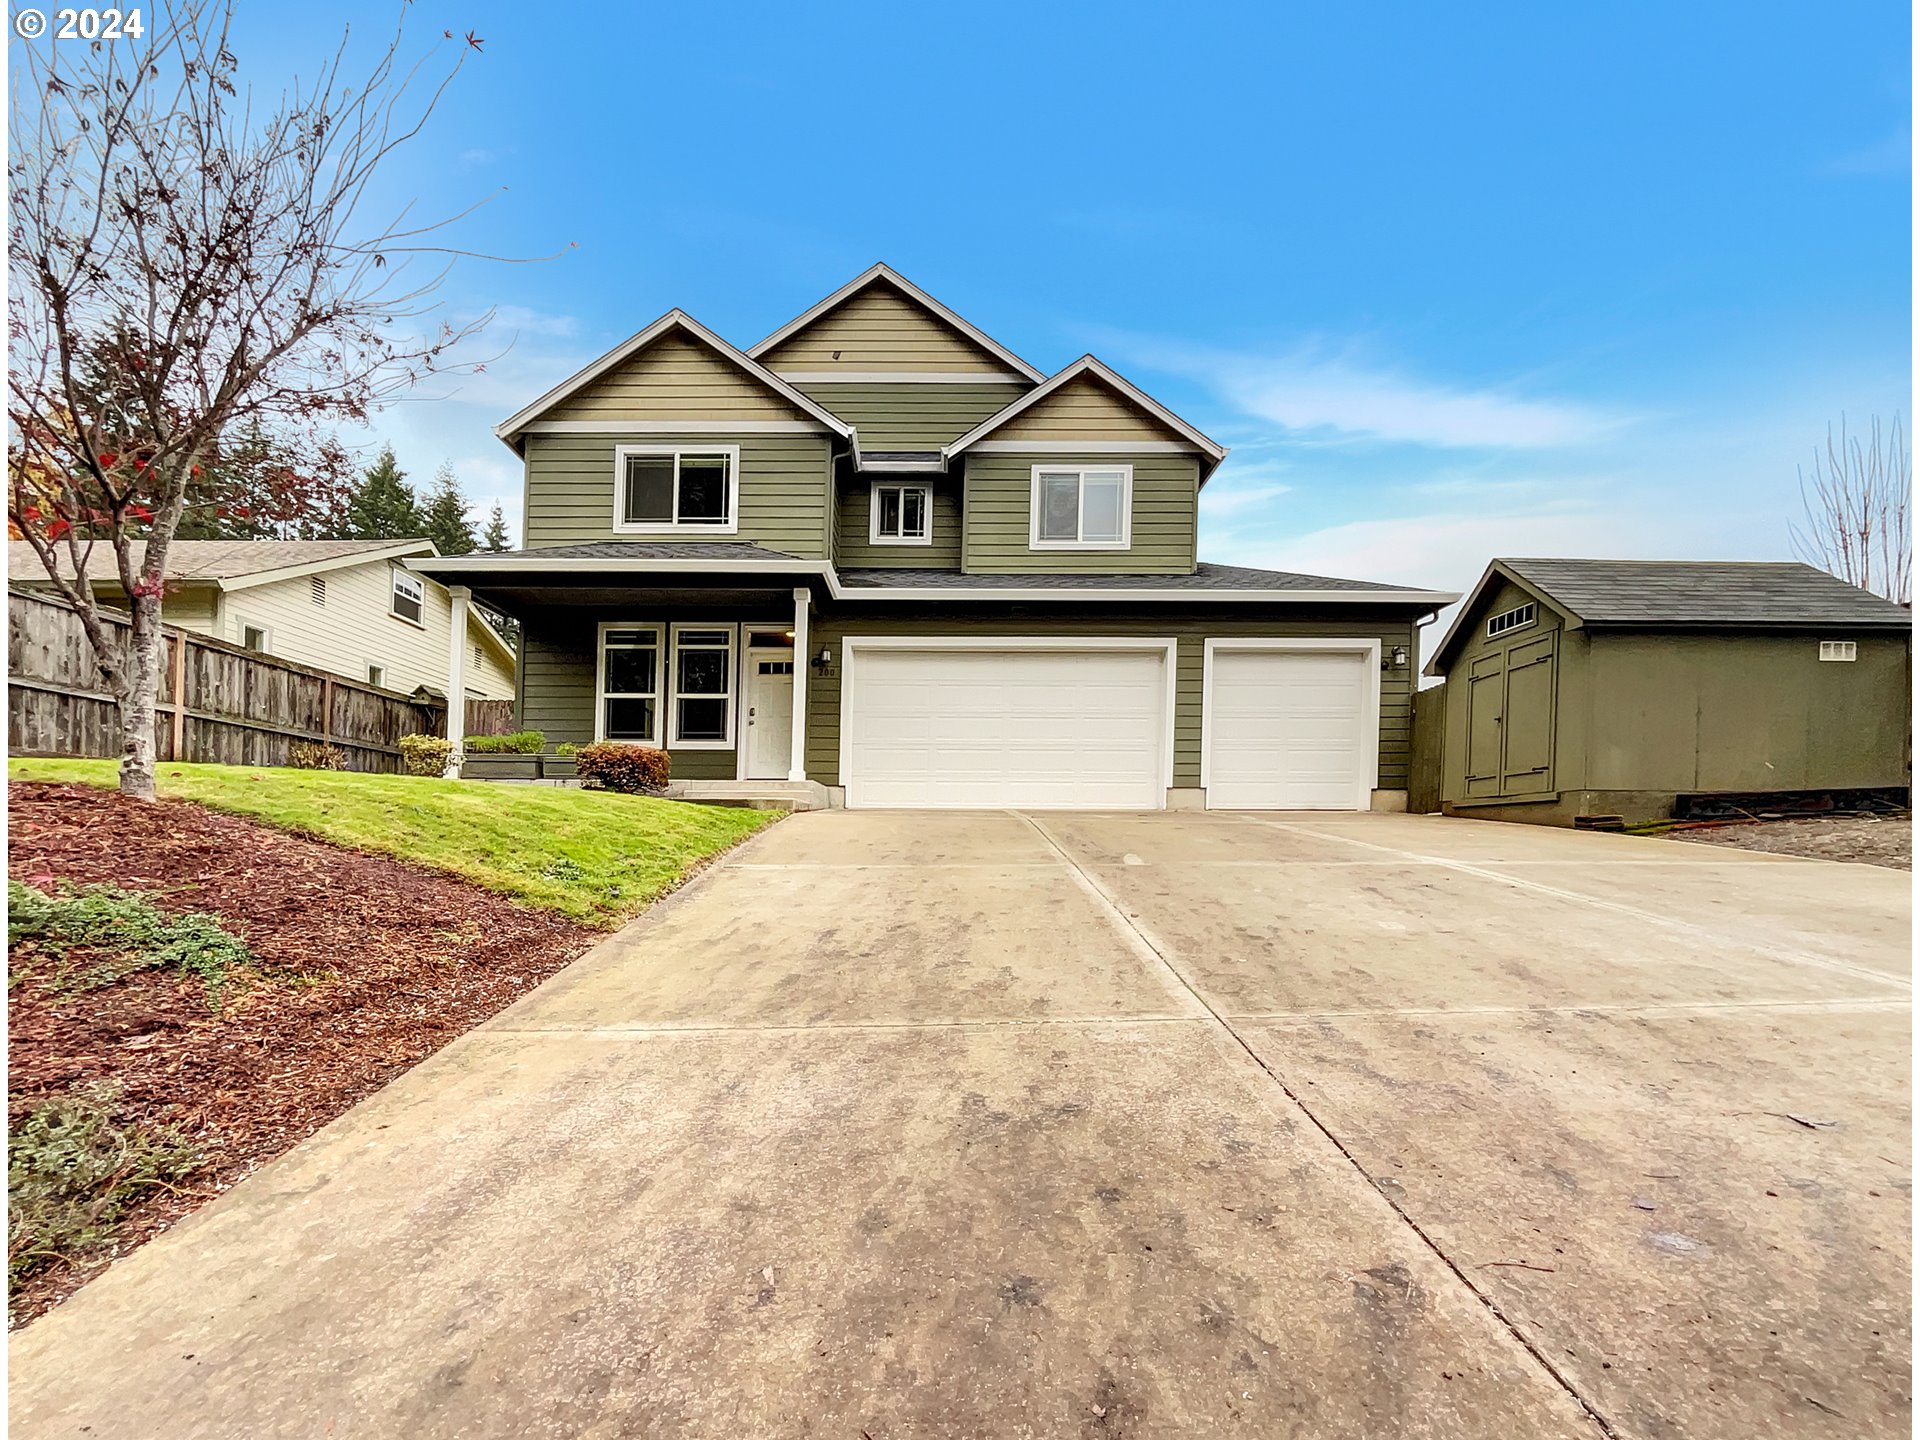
top-left (812, 647), bottom-right (833, 672)
top-left (1385, 645), bottom-right (1410, 670)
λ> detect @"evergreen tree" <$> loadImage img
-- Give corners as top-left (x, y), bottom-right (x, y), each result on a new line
top-left (343, 445), bottom-right (423, 539)
top-left (421, 460), bottom-right (476, 555)
top-left (480, 501), bottom-right (511, 552)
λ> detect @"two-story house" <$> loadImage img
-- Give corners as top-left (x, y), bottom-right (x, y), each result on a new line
top-left (414, 265), bottom-right (1456, 810)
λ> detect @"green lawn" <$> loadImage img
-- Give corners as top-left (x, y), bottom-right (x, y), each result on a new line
top-left (8, 760), bottom-right (778, 927)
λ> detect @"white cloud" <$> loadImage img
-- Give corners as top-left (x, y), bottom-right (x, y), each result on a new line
top-left (1199, 481), bottom-right (1292, 517)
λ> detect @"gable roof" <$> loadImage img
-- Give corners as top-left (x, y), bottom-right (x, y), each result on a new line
top-left (943, 356), bottom-right (1229, 474)
top-left (10, 538), bottom-right (434, 589)
top-left (493, 310), bottom-right (854, 452)
top-left (1427, 557), bottom-right (1912, 673)
top-left (747, 263), bottom-right (1047, 383)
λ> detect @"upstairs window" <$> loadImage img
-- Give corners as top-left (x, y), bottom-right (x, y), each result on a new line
top-left (870, 482), bottom-right (932, 545)
top-left (614, 445), bottom-right (739, 532)
top-left (1030, 465), bottom-right (1131, 549)
top-left (391, 570), bottom-right (425, 625)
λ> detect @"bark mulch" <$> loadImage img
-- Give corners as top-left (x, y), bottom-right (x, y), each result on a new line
top-left (7, 781), bottom-right (602, 1327)
top-left (1668, 813), bottom-right (1912, 870)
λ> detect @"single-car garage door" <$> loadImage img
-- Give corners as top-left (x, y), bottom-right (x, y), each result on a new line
top-left (843, 643), bottom-right (1170, 809)
top-left (1204, 646), bottom-right (1376, 810)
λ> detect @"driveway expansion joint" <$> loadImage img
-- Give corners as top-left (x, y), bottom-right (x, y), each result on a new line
top-left (1017, 809), bottom-right (1623, 1440)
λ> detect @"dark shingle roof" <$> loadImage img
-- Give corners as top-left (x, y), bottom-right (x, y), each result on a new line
top-left (1500, 558), bottom-right (1911, 626)
top-left (836, 562), bottom-right (1422, 593)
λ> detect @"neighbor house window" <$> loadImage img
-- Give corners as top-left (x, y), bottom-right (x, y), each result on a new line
top-left (367, 664), bottom-right (386, 688)
top-left (1486, 602), bottom-right (1537, 639)
top-left (670, 625), bottom-right (735, 747)
top-left (614, 445), bottom-right (739, 532)
top-left (391, 570), bottom-right (424, 625)
top-left (240, 622), bottom-right (270, 654)
top-left (1030, 465), bottom-right (1131, 548)
top-left (870, 482), bottom-right (932, 545)
top-left (598, 625), bottom-right (663, 743)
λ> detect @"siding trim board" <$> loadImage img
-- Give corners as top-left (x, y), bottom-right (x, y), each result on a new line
top-left (776, 371), bottom-right (1029, 385)
top-left (521, 420), bottom-right (829, 436)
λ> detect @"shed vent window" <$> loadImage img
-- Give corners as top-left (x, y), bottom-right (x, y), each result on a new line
top-left (1486, 603), bottom-right (1537, 639)
top-left (310, 576), bottom-right (327, 606)
top-left (1819, 640), bottom-right (1858, 663)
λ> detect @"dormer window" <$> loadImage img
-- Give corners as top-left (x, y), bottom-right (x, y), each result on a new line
top-left (1030, 465), bottom-right (1132, 550)
top-left (870, 482), bottom-right (932, 545)
top-left (613, 445), bottom-right (739, 533)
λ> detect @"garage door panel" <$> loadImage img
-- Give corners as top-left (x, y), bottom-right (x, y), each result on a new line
top-left (847, 647), bottom-right (1168, 810)
top-left (1207, 649), bottom-right (1374, 810)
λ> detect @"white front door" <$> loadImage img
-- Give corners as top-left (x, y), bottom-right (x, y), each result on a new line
top-left (1204, 647), bottom-right (1375, 810)
top-left (744, 641), bottom-right (795, 779)
top-left (842, 644), bottom-right (1170, 809)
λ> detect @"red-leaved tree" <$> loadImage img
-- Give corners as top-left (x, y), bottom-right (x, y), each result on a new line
top-left (8, 1), bottom-right (506, 797)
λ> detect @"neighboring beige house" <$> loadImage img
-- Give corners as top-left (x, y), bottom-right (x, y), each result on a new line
top-left (8, 538), bottom-right (516, 701)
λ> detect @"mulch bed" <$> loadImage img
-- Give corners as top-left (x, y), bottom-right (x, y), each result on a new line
top-left (1669, 813), bottom-right (1912, 870)
top-left (7, 782), bottom-right (601, 1326)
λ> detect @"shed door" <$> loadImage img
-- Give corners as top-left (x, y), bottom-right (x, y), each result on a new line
top-left (1464, 653), bottom-right (1507, 798)
top-left (1499, 634), bottom-right (1556, 793)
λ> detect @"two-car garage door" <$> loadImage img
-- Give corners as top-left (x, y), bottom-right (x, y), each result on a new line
top-left (840, 639), bottom-right (1378, 811)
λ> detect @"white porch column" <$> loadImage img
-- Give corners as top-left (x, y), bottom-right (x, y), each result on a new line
top-left (444, 584), bottom-right (469, 778)
top-left (788, 586), bottom-right (810, 783)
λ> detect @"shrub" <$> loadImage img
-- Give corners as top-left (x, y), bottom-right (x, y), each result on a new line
top-left (554, 742), bottom-right (579, 757)
top-left (287, 741), bottom-right (347, 770)
top-left (8, 879), bottom-right (256, 1007)
top-left (463, 729), bottom-right (545, 755)
top-left (574, 742), bottom-right (670, 795)
top-left (8, 1084), bottom-right (201, 1288)
top-left (399, 734), bottom-right (454, 776)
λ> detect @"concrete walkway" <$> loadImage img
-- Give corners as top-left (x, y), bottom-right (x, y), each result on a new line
top-left (9, 811), bottom-right (1911, 1438)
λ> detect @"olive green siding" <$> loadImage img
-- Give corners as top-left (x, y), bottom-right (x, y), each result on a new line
top-left (961, 454), bottom-right (1201, 574)
top-left (548, 334), bottom-right (812, 424)
top-left (521, 432), bottom-right (835, 556)
top-left (758, 284), bottom-right (1016, 373)
top-left (833, 476), bottom-right (963, 569)
top-left (990, 373), bottom-right (1178, 443)
top-left (1437, 572), bottom-right (1912, 824)
top-left (803, 608), bottom-right (1418, 791)
top-left (796, 383), bottom-right (1026, 450)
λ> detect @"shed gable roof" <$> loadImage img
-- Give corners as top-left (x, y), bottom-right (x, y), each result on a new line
top-left (1427, 557), bottom-right (1912, 673)
top-left (748, 264), bottom-right (1045, 382)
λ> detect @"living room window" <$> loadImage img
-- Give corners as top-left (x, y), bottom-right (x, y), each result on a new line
top-left (870, 482), bottom-right (932, 545)
top-left (598, 625), bottom-right (663, 743)
top-left (1030, 465), bottom-right (1131, 549)
top-left (614, 445), bottom-right (739, 532)
top-left (669, 625), bottom-right (736, 747)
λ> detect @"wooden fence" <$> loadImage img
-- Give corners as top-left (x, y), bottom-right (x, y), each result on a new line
top-left (8, 586), bottom-right (467, 773)
top-left (1407, 683), bottom-right (1446, 813)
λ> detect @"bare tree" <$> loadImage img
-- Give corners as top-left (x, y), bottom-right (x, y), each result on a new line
top-left (1790, 414), bottom-right (1912, 605)
top-left (8, 2), bottom-right (504, 797)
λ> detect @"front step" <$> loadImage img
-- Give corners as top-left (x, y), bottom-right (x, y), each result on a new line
top-left (663, 779), bottom-right (836, 812)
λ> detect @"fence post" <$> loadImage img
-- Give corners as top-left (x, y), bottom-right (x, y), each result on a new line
top-left (169, 633), bottom-right (187, 760)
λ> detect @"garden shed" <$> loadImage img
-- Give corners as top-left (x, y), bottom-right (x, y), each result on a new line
top-left (1422, 558), bottom-right (1911, 826)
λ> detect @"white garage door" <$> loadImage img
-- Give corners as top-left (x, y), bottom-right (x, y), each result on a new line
top-left (1206, 648), bottom-right (1374, 810)
top-left (845, 645), bottom-right (1168, 809)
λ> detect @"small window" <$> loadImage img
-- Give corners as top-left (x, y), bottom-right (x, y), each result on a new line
top-left (870, 483), bottom-right (932, 545)
top-left (614, 446), bottom-right (739, 531)
top-left (1030, 466), bottom-right (1131, 548)
top-left (241, 623), bottom-right (270, 654)
top-left (1819, 640), bottom-right (1858, 663)
top-left (1486, 603), bottom-right (1537, 639)
top-left (391, 571), bottom-right (425, 625)
top-left (367, 664), bottom-right (385, 688)
top-left (309, 575), bottom-right (327, 606)
top-left (599, 626), bottom-right (663, 743)
top-left (670, 626), bottom-right (735, 747)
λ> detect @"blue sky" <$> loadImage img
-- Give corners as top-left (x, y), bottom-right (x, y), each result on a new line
top-left (242, 0), bottom-right (1910, 597)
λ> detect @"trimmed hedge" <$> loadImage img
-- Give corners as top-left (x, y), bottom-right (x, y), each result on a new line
top-left (463, 730), bottom-right (545, 755)
top-left (575, 742), bottom-right (671, 795)
top-left (399, 734), bottom-right (454, 777)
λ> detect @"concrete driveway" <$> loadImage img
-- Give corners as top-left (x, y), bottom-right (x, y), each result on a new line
top-left (10, 810), bottom-right (1910, 1439)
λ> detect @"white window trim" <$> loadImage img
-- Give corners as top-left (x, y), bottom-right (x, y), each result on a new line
top-left (1028, 464), bottom-right (1133, 550)
top-left (594, 622), bottom-right (665, 745)
top-left (611, 444), bottom-right (742, 535)
top-left (868, 481), bottom-right (934, 546)
top-left (836, 635), bottom-right (1178, 809)
top-left (668, 622), bottom-right (738, 749)
top-left (1199, 637), bottom-right (1382, 811)
top-left (367, 664), bottom-right (386, 689)
top-left (390, 569), bottom-right (426, 629)
top-left (238, 619), bottom-right (272, 653)
top-left (1486, 602), bottom-right (1537, 639)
